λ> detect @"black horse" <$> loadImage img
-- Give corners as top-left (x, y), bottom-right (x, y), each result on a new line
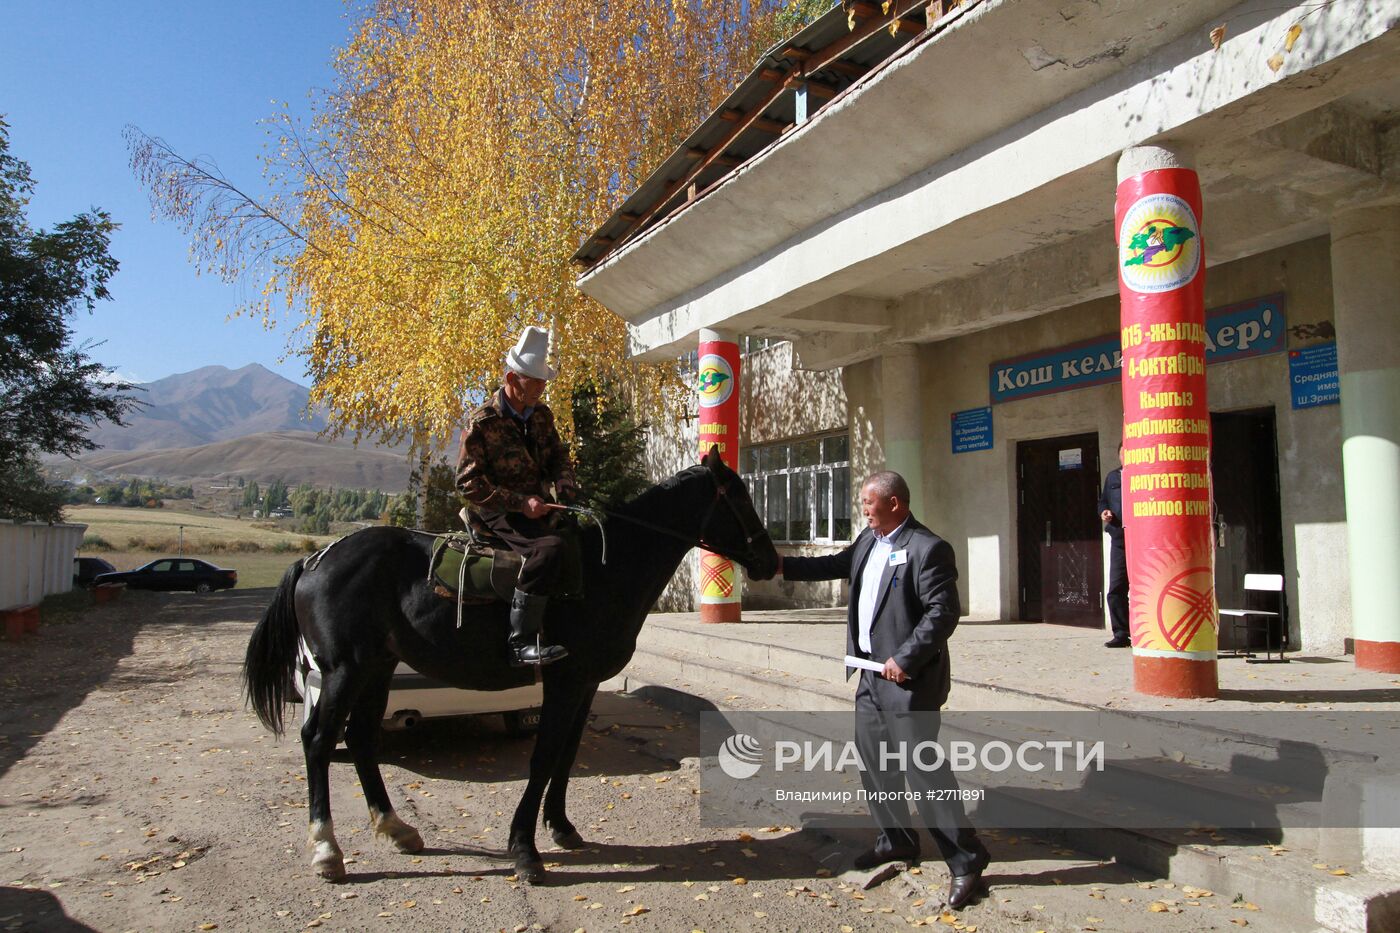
top-left (242, 448), bottom-right (778, 883)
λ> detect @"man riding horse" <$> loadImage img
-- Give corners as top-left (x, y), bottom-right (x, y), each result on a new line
top-left (455, 326), bottom-right (579, 667)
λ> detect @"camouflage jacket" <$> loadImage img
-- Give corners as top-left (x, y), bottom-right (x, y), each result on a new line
top-left (455, 389), bottom-right (576, 519)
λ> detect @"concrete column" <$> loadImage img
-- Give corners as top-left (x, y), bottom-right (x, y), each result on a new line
top-left (1115, 143), bottom-right (1218, 698)
top-left (1331, 206), bottom-right (1400, 672)
top-left (880, 346), bottom-right (925, 519)
top-left (697, 328), bottom-right (743, 622)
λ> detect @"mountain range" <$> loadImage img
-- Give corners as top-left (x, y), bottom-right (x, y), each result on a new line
top-left (59, 364), bottom-right (415, 491)
top-left (87, 363), bottom-right (330, 452)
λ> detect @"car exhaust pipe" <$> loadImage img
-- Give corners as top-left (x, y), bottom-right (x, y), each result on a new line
top-left (383, 710), bottom-right (421, 731)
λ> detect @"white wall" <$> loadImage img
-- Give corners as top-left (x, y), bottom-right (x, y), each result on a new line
top-left (0, 521), bottom-right (89, 611)
top-left (910, 238), bottom-right (1347, 649)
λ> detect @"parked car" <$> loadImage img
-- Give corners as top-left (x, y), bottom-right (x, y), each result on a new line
top-left (94, 558), bottom-right (238, 594)
top-left (73, 557), bottom-right (116, 588)
top-left (294, 641), bottom-right (543, 737)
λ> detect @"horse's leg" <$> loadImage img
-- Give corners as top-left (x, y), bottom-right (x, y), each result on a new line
top-left (343, 663), bottom-right (424, 854)
top-left (542, 682), bottom-right (598, 850)
top-left (509, 680), bottom-right (587, 884)
top-left (302, 665), bottom-right (358, 882)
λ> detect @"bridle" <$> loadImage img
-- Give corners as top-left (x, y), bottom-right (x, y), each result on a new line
top-left (566, 468), bottom-right (773, 568)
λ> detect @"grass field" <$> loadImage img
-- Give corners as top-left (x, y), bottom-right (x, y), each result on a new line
top-left (83, 549), bottom-right (307, 590)
top-left (68, 505), bottom-right (337, 553)
top-left (69, 504), bottom-right (338, 590)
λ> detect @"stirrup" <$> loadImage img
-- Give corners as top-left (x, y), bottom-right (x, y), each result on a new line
top-left (510, 636), bottom-right (568, 667)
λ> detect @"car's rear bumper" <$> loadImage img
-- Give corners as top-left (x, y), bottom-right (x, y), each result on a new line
top-left (303, 669), bottom-right (542, 720)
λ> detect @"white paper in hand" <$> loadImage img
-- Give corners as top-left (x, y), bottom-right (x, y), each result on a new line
top-left (844, 655), bottom-right (885, 673)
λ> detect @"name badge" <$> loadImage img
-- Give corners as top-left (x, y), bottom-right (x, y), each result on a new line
top-left (888, 549), bottom-right (908, 567)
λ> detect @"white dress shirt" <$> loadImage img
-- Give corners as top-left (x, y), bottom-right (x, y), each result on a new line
top-left (855, 518), bottom-right (908, 654)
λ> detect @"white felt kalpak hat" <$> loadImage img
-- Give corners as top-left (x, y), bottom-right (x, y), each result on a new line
top-left (505, 326), bottom-right (557, 381)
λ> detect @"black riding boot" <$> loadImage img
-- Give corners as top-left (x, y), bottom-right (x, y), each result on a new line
top-left (509, 589), bottom-right (567, 667)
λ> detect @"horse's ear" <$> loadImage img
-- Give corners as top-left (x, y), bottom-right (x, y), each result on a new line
top-left (703, 445), bottom-right (722, 470)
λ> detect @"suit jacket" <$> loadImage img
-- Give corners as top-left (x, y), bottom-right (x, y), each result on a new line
top-left (783, 517), bottom-right (961, 710)
top-left (1097, 467), bottom-right (1124, 546)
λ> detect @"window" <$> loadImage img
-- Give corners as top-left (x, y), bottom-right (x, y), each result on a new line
top-left (741, 433), bottom-right (851, 543)
top-left (740, 336), bottom-right (786, 356)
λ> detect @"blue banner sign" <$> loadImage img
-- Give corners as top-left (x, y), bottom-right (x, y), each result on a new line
top-left (990, 294), bottom-right (1286, 404)
top-left (951, 407), bottom-right (993, 454)
top-left (1289, 342), bottom-right (1339, 409)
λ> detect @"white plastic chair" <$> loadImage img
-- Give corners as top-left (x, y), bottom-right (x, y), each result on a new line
top-left (1219, 573), bottom-right (1288, 663)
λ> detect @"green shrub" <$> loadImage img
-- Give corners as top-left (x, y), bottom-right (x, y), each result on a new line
top-left (271, 540), bottom-right (295, 554)
top-left (81, 534), bottom-right (113, 552)
top-left (300, 538), bottom-right (320, 553)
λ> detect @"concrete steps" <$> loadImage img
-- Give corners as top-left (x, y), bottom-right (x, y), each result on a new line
top-left (604, 617), bottom-right (1400, 932)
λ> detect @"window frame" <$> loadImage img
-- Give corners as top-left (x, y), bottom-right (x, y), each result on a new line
top-left (741, 432), bottom-right (851, 545)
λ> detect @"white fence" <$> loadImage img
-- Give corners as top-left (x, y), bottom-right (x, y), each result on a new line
top-left (0, 521), bottom-right (88, 611)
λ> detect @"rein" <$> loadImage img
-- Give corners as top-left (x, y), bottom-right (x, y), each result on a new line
top-left (570, 471), bottom-right (771, 569)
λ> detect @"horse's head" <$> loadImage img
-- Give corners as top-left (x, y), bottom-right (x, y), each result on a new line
top-left (699, 445), bottom-right (779, 581)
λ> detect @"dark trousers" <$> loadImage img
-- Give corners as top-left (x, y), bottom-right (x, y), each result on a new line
top-left (855, 671), bottom-right (984, 875)
top-left (481, 511), bottom-right (565, 595)
top-left (1107, 541), bottom-right (1129, 640)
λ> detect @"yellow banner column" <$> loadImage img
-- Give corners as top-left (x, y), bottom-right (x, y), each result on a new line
top-left (1115, 145), bottom-right (1219, 698)
top-left (697, 328), bottom-right (742, 623)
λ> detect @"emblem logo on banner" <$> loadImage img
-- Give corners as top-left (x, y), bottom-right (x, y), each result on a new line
top-left (1119, 193), bottom-right (1200, 294)
top-left (697, 354), bottom-right (735, 408)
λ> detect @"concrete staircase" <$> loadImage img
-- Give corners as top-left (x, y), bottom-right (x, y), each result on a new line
top-left (605, 616), bottom-right (1400, 933)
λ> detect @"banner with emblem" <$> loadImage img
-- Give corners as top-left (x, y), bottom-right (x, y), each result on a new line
top-left (697, 335), bottom-right (742, 621)
top-left (1115, 168), bottom-right (1218, 671)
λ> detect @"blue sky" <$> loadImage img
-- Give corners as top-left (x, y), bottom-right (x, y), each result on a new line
top-left (1, 3), bottom-right (362, 387)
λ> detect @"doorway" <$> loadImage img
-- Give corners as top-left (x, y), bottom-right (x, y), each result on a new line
top-left (1210, 408), bottom-right (1286, 647)
top-left (1017, 432), bottom-right (1104, 624)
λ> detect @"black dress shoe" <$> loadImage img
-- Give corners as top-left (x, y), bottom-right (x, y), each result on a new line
top-left (1104, 638), bottom-right (1131, 648)
top-left (852, 847), bottom-right (919, 871)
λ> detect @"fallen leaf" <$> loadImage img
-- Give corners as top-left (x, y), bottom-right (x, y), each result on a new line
top-left (1210, 24), bottom-right (1226, 49)
top-left (1284, 23), bottom-right (1302, 52)
top-left (198, 926), bottom-right (217, 931)
top-left (624, 905), bottom-right (650, 916)
top-left (737, 832), bottom-right (754, 842)
top-left (1267, 53), bottom-right (1284, 73)
top-left (1150, 902), bottom-right (1169, 912)
top-left (733, 877), bottom-right (748, 885)
top-left (1330, 868), bottom-right (1350, 876)
top-left (573, 895), bottom-right (588, 902)
top-left (1231, 920), bottom-right (1249, 927)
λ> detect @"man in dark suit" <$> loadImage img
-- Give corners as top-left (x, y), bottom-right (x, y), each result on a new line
top-left (1097, 442), bottom-right (1130, 648)
top-left (778, 471), bottom-right (990, 909)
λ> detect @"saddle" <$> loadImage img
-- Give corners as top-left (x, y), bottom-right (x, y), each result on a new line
top-left (427, 517), bottom-right (584, 605)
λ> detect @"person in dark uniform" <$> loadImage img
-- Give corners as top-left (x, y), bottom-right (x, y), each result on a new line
top-left (456, 326), bottom-right (580, 666)
top-left (778, 471), bottom-right (991, 909)
top-left (1098, 442), bottom-right (1130, 648)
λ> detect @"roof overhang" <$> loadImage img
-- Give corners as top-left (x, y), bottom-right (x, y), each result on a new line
top-left (576, 0), bottom-right (1400, 364)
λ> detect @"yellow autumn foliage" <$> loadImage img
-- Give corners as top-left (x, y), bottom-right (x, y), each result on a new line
top-left (131, 0), bottom-right (813, 450)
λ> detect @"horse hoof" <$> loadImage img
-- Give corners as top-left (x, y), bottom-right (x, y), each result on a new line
top-left (551, 827), bottom-right (585, 850)
top-left (516, 858), bottom-right (546, 885)
top-left (313, 855), bottom-right (348, 883)
top-left (393, 828), bottom-right (425, 854)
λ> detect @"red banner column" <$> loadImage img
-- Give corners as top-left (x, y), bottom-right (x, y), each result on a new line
top-left (1115, 145), bottom-right (1219, 698)
top-left (697, 328), bottom-right (742, 623)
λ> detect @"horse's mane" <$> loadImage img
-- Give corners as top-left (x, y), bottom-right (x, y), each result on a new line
top-left (613, 463), bottom-right (710, 516)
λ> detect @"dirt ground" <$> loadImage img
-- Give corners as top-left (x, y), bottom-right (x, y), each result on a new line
top-left (1, 589), bottom-right (1280, 933)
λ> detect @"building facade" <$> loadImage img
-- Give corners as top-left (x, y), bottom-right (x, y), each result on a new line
top-left (578, 0), bottom-right (1400, 658)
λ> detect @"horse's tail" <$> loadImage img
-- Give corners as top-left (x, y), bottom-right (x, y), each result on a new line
top-left (243, 559), bottom-right (304, 737)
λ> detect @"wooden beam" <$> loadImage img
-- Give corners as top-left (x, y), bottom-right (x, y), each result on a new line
top-left (803, 0), bottom-right (931, 79)
top-left (780, 46), bottom-right (811, 61)
top-left (805, 80), bottom-right (839, 99)
top-left (823, 59), bottom-right (870, 80)
top-left (721, 109), bottom-right (786, 135)
top-left (686, 147), bottom-right (706, 160)
top-left (760, 67), bottom-right (787, 82)
top-left (608, 78), bottom-right (792, 253)
top-left (895, 17), bottom-right (924, 35)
